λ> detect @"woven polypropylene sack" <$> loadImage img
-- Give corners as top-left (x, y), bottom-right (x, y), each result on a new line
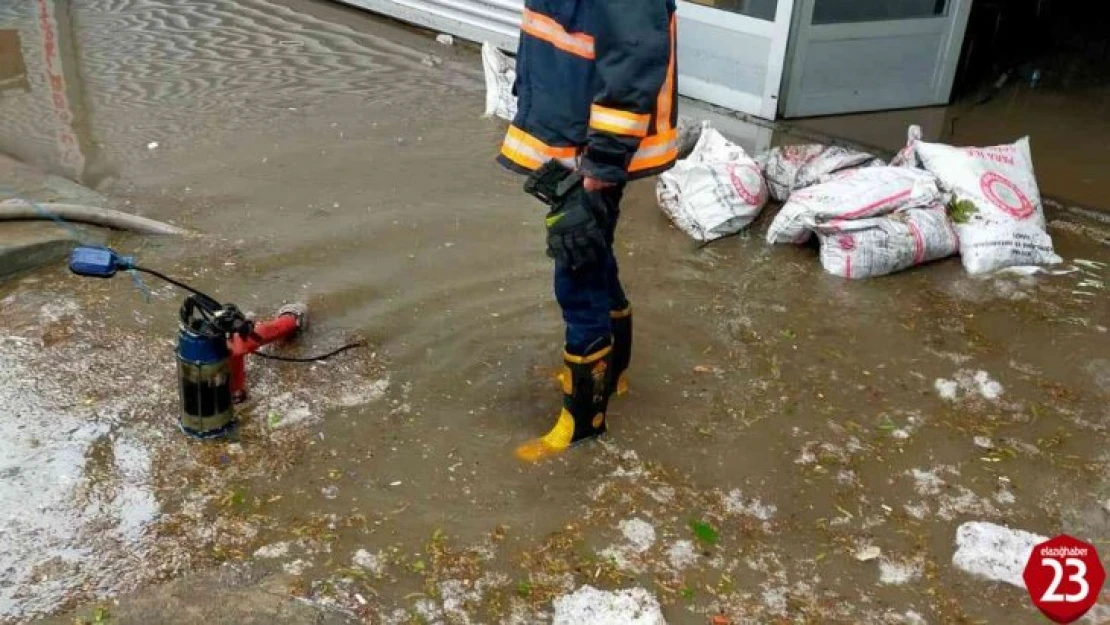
top-left (816, 205), bottom-right (960, 279)
top-left (915, 137), bottom-right (1061, 274)
top-left (657, 126), bottom-right (768, 242)
top-left (765, 166), bottom-right (942, 245)
top-left (481, 42), bottom-right (516, 121)
top-left (759, 144), bottom-right (883, 202)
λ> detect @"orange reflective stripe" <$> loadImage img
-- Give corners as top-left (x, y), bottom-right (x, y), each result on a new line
top-left (655, 15), bottom-right (677, 134)
top-left (629, 129), bottom-right (678, 172)
top-left (521, 9), bottom-right (596, 60)
top-left (500, 125), bottom-right (578, 170)
top-left (589, 104), bottom-right (650, 138)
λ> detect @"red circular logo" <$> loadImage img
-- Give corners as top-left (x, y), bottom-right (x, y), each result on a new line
top-left (837, 234), bottom-right (855, 251)
top-left (726, 163), bottom-right (766, 205)
top-left (980, 171), bottom-right (1035, 219)
top-left (1023, 535), bottom-right (1106, 623)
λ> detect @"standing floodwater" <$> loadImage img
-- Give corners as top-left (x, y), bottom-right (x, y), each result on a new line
top-left (0, 1), bottom-right (1108, 624)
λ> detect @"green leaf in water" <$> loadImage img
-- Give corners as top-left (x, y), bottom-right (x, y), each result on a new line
top-left (268, 411), bottom-right (282, 427)
top-left (517, 581), bottom-right (533, 597)
top-left (680, 586), bottom-right (695, 601)
top-left (689, 519), bottom-right (719, 546)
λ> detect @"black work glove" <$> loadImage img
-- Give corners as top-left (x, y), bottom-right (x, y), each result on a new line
top-left (525, 160), bottom-right (609, 271)
top-left (544, 187), bottom-right (608, 271)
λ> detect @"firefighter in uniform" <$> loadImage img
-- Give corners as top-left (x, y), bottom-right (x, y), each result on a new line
top-left (498, 0), bottom-right (678, 462)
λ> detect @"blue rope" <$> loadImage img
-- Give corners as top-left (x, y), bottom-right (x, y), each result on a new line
top-left (1, 186), bottom-right (154, 301)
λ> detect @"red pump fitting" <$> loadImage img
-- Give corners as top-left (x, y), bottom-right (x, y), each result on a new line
top-left (228, 303), bottom-right (308, 403)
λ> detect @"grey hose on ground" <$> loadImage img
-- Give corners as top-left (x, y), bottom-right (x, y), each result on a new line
top-left (0, 199), bottom-right (189, 236)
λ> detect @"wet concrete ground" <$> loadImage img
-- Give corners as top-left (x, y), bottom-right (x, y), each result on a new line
top-left (2, 1), bottom-right (1109, 624)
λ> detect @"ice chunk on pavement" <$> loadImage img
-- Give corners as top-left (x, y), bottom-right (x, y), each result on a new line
top-left (854, 545), bottom-right (882, 562)
top-left (619, 518), bottom-right (656, 554)
top-left (283, 559), bottom-right (310, 576)
top-left (935, 378), bottom-right (959, 400)
top-left (934, 370), bottom-right (1004, 401)
top-left (879, 557), bottom-right (924, 585)
top-left (334, 377), bottom-right (390, 407)
top-left (253, 542), bottom-right (290, 559)
top-left (667, 540), bottom-right (697, 570)
top-left (952, 521), bottom-right (1046, 588)
top-left (974, 370), bottom-right (1004, 400)
top-left (910, 468), bottom-right (945, 496)
top-left (352, 549), bottom-right (384, 575)
top-left (553, 586), bottom-right (666, 625)
top-left (723, 488), bottom-right (777, 522)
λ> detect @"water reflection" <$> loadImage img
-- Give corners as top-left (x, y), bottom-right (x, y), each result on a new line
top-left (0, 0), bottom-right (111, 188)
top-left (0, 29), bottom-right (29, 94)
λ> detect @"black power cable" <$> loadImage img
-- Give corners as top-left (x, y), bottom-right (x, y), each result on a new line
top-left (131, 265), bottom-right (365, 364)
top-left (251, 341), bottom-right (366, 363)
top-left (132, 265), bottom-right (220, 302)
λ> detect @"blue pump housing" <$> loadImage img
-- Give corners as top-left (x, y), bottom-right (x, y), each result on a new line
top-left (177, 325), bottom-right (230, 364)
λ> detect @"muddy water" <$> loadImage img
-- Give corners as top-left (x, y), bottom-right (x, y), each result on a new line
top-left (790, 84), bottom-right (1110, 212)
top-left (1, 1), bottom-right (1109, 624)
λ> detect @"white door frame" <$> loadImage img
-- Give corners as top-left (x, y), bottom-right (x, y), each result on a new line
top-left (676, 0), bottom-right (796, 120)
top-left (781, 0), bottom-right (972, 117)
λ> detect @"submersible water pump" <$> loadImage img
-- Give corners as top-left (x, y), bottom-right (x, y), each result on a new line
top-left (67, 246), bottom-right (349, 439)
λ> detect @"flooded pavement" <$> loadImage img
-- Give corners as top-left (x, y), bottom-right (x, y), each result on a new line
top-left (2, 1), bottom-right (1109, 624)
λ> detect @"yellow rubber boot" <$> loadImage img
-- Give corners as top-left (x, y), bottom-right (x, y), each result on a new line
top-left (513, 409), bottom-right (577, 463)
top-left (516, 345), bottom-right (613, 463)
top-left (610, 307), bottom-right (632, 397)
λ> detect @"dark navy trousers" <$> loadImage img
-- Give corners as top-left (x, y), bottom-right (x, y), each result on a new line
top-left (553, 184), bottom-right (628, 357)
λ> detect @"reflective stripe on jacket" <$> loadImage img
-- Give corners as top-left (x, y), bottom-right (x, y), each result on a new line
top-left (498, 0), bottom-right (678, 184)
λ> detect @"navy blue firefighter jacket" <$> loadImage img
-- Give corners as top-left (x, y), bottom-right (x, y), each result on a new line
top-left (497, 0), bottom-right (678, 184)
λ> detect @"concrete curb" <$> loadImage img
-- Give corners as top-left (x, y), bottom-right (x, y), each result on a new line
top-left (0, 221), bottom-right (100, 280)
top-left (0, 155), bottom-right (109, 280)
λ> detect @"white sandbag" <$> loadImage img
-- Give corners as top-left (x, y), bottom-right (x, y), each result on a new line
top-left (914, 137), bottom-right (1062, 274)
top-left (759, 144), bottom-right (883, 202)
top-left (481, 42), bottom-right (516, 121)
top-left (817, 205), bottom-right (960, 279)
top-left (890, 125), bottom-right (923, 169)
top-left (766, 166), bottom-right (942, 245)
top-left (675, 117), bottom-right (704, 159)
top-left (656, 126), bottom-right (768, 242)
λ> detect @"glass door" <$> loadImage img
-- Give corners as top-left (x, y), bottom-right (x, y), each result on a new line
top-left (676, 0), bottom-right (797, 120)
top-left (780, 0), bottom-right (972, 117)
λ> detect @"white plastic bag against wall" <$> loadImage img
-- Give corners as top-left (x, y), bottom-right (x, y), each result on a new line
top-left (914, 137), bottom-right (1062, 274)
top-left (656, 125), bottom-right (768, 242)
top-left (481, 42), bottom-right (516, 121)
top-left (759, 144), bottom-right (883, 202)
top-left (766, 166), bottom-right (942, 245)
top-left (816, 205), bottom-right (960, 279)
